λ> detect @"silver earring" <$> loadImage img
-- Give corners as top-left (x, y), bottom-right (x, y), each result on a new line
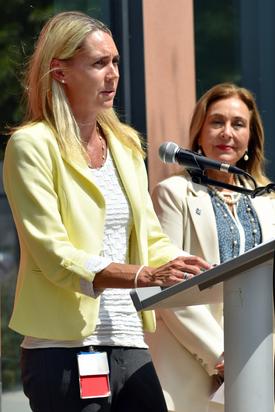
top-left (244, 151), bottom-right (249, 161)
top-left (197, 146), bottom-right (202, 155)
top-left (61, 79), bottom-right (65, 84)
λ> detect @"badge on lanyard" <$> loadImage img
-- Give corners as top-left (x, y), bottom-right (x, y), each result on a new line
top-left (77, 351), bottom-right (111, 399)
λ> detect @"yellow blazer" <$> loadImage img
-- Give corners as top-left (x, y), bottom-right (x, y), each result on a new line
top-left (147, 173), bottom-right (275, 412)
top-left (3, 122), bottom-right (178, 340)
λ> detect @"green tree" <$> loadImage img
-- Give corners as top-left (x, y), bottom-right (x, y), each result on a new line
top-left (0, 1), bottom-right (54, 159)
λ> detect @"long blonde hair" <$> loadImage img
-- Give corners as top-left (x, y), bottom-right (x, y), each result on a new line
top-left (20, 11), bottom-right (144, 160)
top-left (190, 83), bottom-right (268, 185)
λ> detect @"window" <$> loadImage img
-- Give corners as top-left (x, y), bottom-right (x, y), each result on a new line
top-left (194, 0), bottom-right (275, 180)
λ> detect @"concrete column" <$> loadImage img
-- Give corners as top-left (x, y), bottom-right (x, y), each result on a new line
top-left (142, 0), bottom-right (196, 190)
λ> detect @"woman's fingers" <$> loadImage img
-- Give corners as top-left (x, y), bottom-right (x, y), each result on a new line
top-left (137, 266), bottom-right (183, 287)
top-left (174, 255), bottom-right (212, 272)
top-left (138, 255), bottom-right (211, 287)
top-left (158, 255), bottom-right (211, 277)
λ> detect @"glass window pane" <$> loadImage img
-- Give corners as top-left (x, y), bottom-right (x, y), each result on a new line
top-left (194, 0), bottom-right (241, 98)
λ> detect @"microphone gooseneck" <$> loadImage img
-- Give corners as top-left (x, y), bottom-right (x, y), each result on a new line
top-left (158, 141), bottom-right (246, 175)
top-left (158, 141), bottom-right (275, 197)
top-left (158, 141), bottom-right (260, 193)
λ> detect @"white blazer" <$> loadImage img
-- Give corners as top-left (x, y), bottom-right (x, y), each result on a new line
top-left (146, 173), bottom-right (275, 412)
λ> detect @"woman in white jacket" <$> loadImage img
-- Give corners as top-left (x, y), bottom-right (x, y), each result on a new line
top-left (147, 83), bottom-right (275, 412)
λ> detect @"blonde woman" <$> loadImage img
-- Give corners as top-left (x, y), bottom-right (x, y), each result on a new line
top-left (3, 11), bottom-right (210, 412)
top-left (148, 83), bottom-right (275, 412)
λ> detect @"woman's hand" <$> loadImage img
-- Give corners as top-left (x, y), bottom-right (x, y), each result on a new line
top-left (137, 255), bottom-right (211, 287)
top-left (94, 256), bottom-right (211, 289)
top-left (215, 354), bottom-right (224, 378)
top-left (211, 353), bottom-right (224, 394)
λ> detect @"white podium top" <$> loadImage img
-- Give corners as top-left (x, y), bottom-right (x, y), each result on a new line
top-left (131, 238), bottom-right (275, 311)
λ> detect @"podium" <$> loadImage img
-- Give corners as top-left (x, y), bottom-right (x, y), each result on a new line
top-left (131, 239), bottom-right (275, 412)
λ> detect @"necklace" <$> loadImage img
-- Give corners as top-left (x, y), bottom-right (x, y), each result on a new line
top-left (209, 186), bottom-right (241, 206)
top-left (97, 127), bottom-right (106, 164)
top-left (88, 126), bottom-right (107, 169)
top-left (209, 189), bottom-right (261, 260)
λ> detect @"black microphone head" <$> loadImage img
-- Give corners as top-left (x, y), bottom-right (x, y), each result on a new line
top-left (159, 141), bottom-right (179, 163)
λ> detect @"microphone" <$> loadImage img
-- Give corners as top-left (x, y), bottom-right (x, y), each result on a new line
top-left (159, 141), bottom-right (246, 175)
